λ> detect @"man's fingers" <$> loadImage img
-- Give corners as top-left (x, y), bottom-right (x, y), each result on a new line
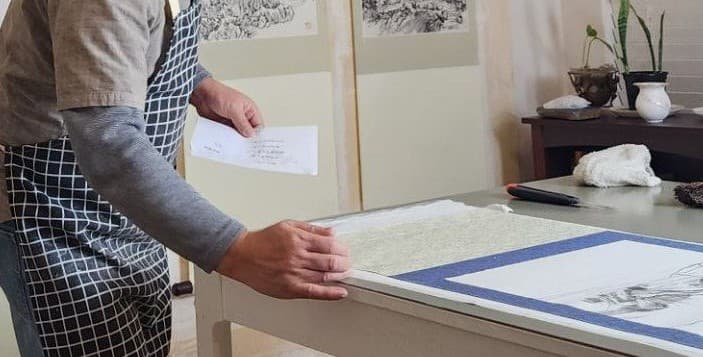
top-left (289, 221), bottom-right (334, 236)
top-left (299, 269), bottom-right (351, 284)
top-left (295, 283), bottom-right (348, 300)
top-left (304, 234), bottom-right (349, 256)
top-left (303, 253), bottom-right (351, 273)
top-left (233, 119), bottom-right (256, 138)
top-left (246, 104), bottom-right (264, 128)
top-left (231, 119), bottom-right (255, 138)
top-left (230, 106), bottom-right (256, 138)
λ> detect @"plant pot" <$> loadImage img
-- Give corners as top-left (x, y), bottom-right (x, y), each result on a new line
top-left (623, 71), bottom-right (669, 110)
top-left (568, 67), bottom-right (619, 107)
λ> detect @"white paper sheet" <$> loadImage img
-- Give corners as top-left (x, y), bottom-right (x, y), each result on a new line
top-left (313, 200), bottom-right (476, 235)
top-left (449, 240), bottom-right (703, 336)
top-left (190, 118), bottom-right (318, 176)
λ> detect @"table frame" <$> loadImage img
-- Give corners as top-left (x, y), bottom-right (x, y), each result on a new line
top-left (195, 271), bottom-right (622, 357)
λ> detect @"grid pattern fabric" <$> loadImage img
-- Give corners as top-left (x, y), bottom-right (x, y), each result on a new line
top-left (3, 1), bottom-right (201, 355)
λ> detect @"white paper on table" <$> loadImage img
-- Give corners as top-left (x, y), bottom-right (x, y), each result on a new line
top-left (449, 240), bottom-right (703, 336)
top-left (190, 118), bottom-right (318, 176)
top-left (313, 200), bottom-right (476, 235)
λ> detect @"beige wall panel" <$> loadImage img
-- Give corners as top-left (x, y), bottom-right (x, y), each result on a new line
top-left (184, 72), bottom-right (340, 229)
top-left (0, 293), bottom-right (20, 357)
top-left (358, 66), bottom-right (489, 210)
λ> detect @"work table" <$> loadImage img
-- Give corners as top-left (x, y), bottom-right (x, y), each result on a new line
top-left (195, 177), bottom-right (700, 357)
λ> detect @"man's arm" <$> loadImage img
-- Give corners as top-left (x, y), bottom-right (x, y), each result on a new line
top-left (63, 106), bottom-right (243, 272)
top-left (64, 106), bottom-right (351, 299)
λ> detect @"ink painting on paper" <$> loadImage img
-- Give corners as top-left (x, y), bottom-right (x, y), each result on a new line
top-left (200, 0), bottom-right (318, 41)
top-left (362, 0), bottom-right (469, 38)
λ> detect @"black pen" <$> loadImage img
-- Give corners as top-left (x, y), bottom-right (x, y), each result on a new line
top-left (506, 184), bottom-right (611, 209)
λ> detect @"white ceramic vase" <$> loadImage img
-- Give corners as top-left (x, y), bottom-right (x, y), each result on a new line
top-left (635, 82), bottom-right (671, 123)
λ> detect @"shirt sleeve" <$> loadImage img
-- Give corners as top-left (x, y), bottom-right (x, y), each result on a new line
top-left (63, 106), bottom-right (245, 272)
top-left (194, 64), bottom-right (212, 89)
top-left (49, 0), bottom-right (156, 110)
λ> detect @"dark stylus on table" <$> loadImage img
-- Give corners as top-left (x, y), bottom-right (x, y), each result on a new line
top-left (506, 184), bottom-right (612, 209)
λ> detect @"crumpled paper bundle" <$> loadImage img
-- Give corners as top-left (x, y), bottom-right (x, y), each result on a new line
top-left (574, 144), bottom-right (662, 188)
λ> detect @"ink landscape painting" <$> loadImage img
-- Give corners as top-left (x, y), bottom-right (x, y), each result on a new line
top-left (362, 0), bottom-right (469, 38)
top-left (200, 0), bottom-right (318, 41)
top-left (449, 240), bottom-right (703, 336)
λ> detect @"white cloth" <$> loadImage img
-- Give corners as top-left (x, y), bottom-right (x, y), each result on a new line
top-left (574, 144), bottom-right (662, 188)
top-left (543, 95), bottom-right (591, 110)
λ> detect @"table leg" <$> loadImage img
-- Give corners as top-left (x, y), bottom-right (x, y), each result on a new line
top-left (544, 148), bottom-right (577, 178)
top-left (531, 125), bottom-right (548, 179)
top-left (195, 268), bottom-right (232, 357)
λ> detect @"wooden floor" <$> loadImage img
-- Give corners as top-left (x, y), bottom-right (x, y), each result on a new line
top-left (171, 296), bottom-right (330, 357)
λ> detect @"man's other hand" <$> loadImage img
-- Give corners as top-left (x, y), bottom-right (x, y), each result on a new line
top-left (216, 221), bottom-right (351, 300)
top-left (190, 77), bottom-right (263, 138)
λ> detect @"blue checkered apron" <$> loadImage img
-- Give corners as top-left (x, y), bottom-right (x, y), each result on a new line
top-left (3, 2), bottom-right (201, 355)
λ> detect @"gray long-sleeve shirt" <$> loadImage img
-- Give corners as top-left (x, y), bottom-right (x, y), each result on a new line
top-left (63, 104), bottom-right (244, 273)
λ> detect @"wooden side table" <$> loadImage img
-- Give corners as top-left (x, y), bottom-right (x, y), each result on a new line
top-left (523, 114), bottom-right (703, 181)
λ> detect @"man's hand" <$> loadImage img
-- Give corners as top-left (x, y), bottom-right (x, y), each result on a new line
top-left (216, 221), bottom-right (351, 300)
top-left (190, 77), bottom-right (263, 137)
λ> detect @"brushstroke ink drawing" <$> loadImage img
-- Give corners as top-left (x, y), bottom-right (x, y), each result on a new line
top-left (447, 238), bottom-right (703, 336)
top-left (200, 0), bottom-right (318, 41)
top-left (581, 262), bottom-right (703, 316)
top-left (362, 0), bottom-right (469, 37)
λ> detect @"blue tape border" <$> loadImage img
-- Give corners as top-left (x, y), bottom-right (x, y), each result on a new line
top-left (392, 231), bottom-right (703, 350)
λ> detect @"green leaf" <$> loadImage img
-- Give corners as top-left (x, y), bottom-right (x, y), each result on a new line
top-left (596, 37), bottom-right (615, 55)
top-left (587, 24), bottom-right (598, 37)
top-left (630, 4), bottom-right (656, 71)
top-left (658, 11), bottom-right (665, 71)
top-left (617, 0), bottom-right (630, 72)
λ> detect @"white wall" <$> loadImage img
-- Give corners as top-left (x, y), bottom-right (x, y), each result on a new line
top-left (509, 0), bottom-right (567, 179)
top-left (0, 0), bottom-right (7, 19)
top-left (505, 0), bottom-right (607, 180)
top-left (628, 0), bottom-right (703, 108)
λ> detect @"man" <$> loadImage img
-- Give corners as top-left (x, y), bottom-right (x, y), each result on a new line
top-left (0, 0), bottom-right (351, 355)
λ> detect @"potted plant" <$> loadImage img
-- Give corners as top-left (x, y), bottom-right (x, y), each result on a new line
top-left (612, 0), bottom-right (667, 109)
top-left (568, 25), bottom-right (619, 107)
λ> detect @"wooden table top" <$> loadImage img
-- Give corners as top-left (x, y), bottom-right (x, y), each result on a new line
top-left (523, 112), bottom-right (703, 131)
